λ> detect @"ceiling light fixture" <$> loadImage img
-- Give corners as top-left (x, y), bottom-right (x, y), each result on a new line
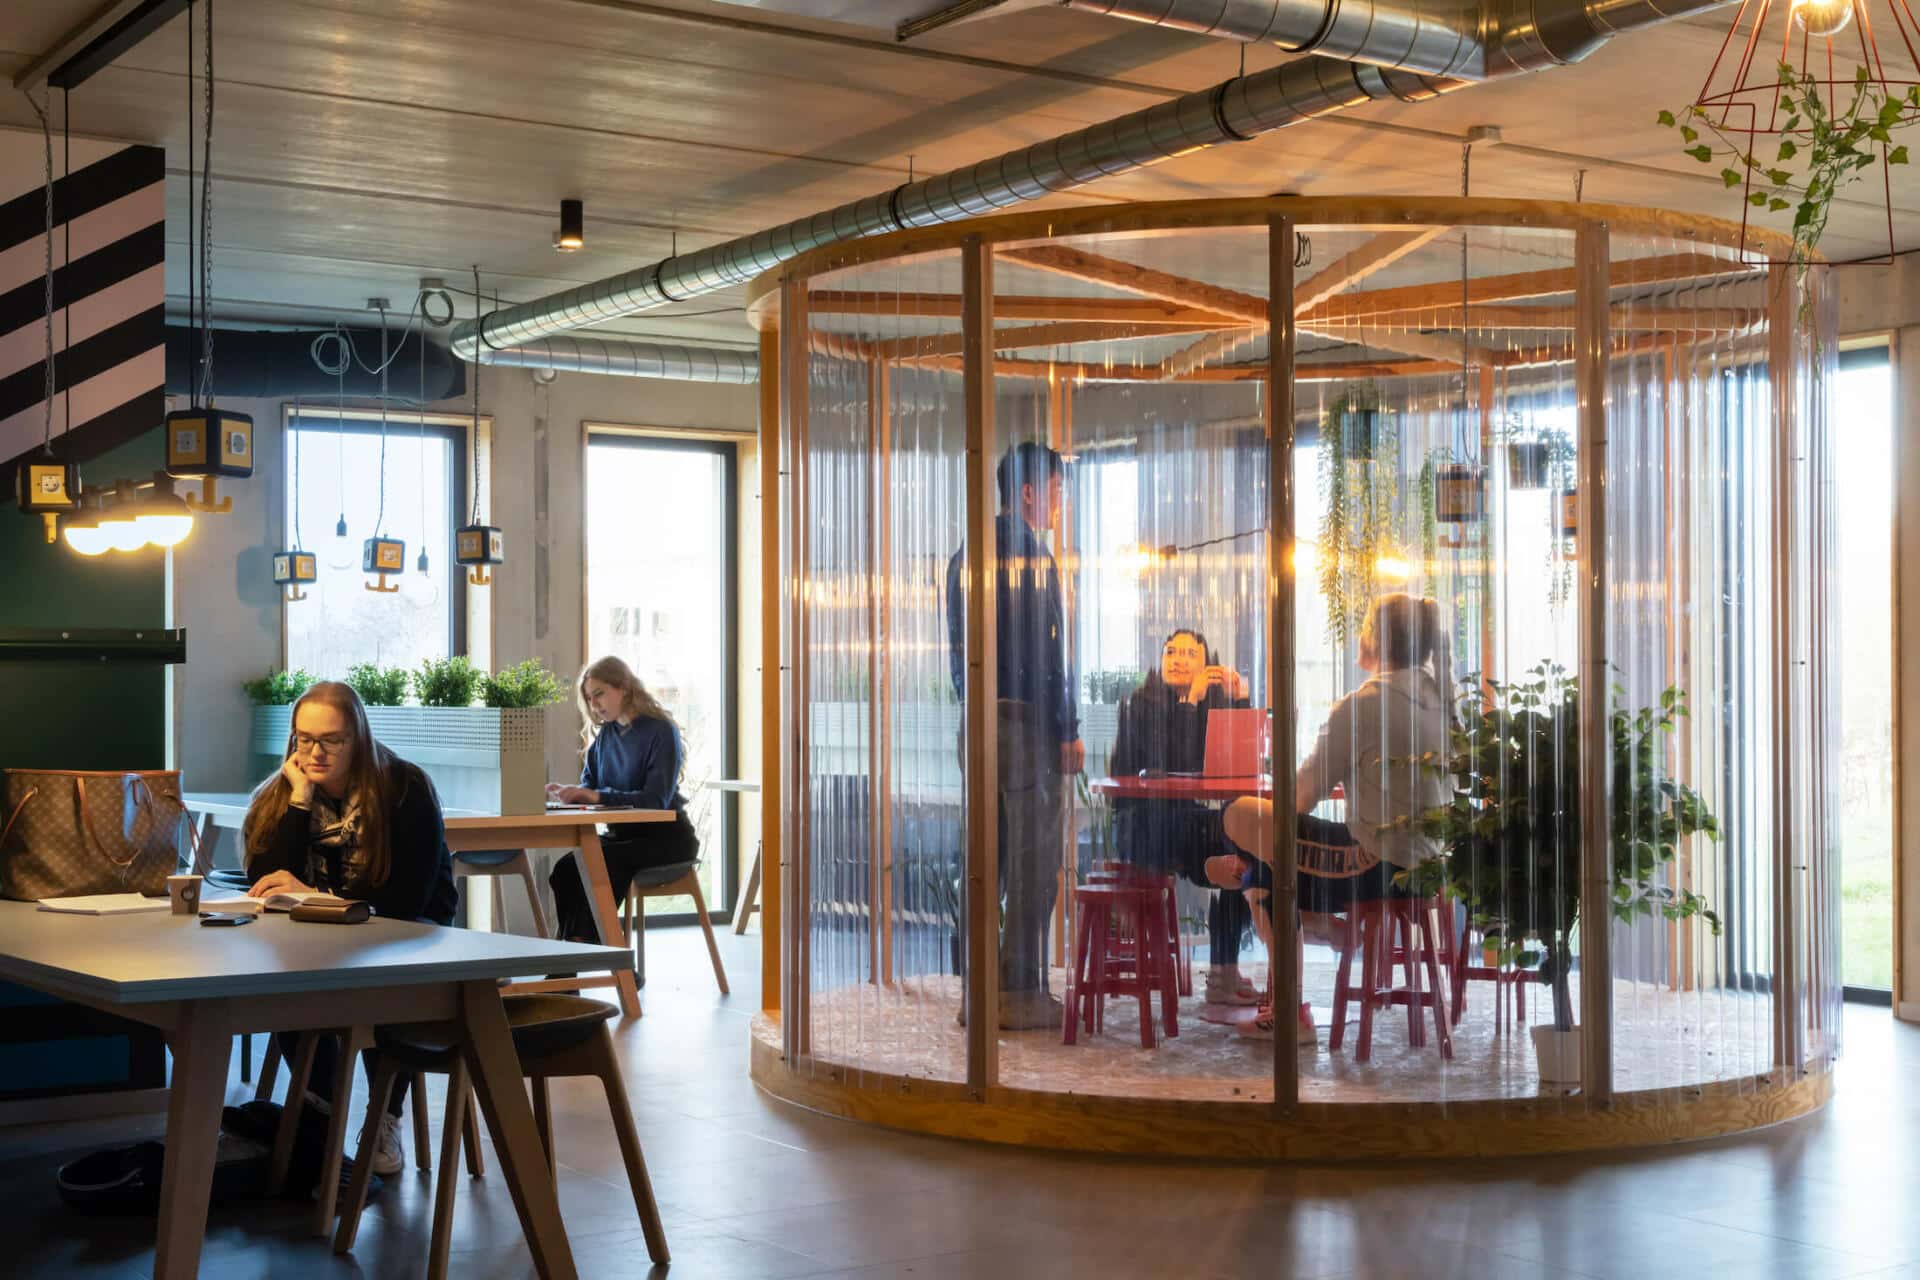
top-left (61, 492), bottom-right (111, 557)
top-left (132, 473), bottom-right (195, 548)
top-left (95, 483), bottom-right (148, 553)
top-left (1790, 0), bottom-right (1854, 35)
top-left (553, 198), bottom-right (584, 252)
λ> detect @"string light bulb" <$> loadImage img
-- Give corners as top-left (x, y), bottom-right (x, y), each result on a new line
top-left (61, 493), bottom-right (110, 557)
top-left (1790, 0), bottom-right (1854, 36)
top-left (132, 473), bottom-right (195, 548)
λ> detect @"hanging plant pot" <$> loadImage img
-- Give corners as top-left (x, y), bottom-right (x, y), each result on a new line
top-left (1435, 464), bottom-right (1483, 523)
top-left (1507, 441), bottom-right (1550, 490)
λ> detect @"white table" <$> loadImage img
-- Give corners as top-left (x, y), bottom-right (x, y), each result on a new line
top-left (184, 795), bottom-right (671, 1019)
top-left (0, 902), bottom-right (625, 1279)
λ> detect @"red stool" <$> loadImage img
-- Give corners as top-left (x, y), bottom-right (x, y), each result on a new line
top-left (1088, 863), bottom-right (1191, 997)
top-left (1328, 896), bottom-right (1454, 1063)
top-left (1064, 882), bottom-right (1180, 1048)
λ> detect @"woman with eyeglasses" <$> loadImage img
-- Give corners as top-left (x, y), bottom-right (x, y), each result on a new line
top-left (239, 680), bottom-right (457, 1181)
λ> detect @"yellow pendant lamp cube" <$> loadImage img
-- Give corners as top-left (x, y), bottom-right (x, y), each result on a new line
top-left (362, 535), bottom-right (405, 593)
top-left (16, 460), bottom-right (80, 543)
top-left (455, 523), bottom-right (503, 586)
top-left (165, 406), bottom-right (254, 513)
top-left (273, 550), bottom-right (318, 601)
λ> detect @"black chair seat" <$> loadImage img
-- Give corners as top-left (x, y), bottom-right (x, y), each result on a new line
top-left (206, 868), bottom-right (252, 893)
top-left (374, 995), bottom-right (617, 1070)
top-left (627, 860), bottom-right (698, 892)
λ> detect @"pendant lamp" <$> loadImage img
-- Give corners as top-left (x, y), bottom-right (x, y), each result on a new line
top-left (15, 93), bottom-right (81, 544)
top-left (362, 301), bottom-right (404, 593)
top-left (166, 0), bottom-right (248, 517)
top-left (455, 267), bottom-right (502, 587)
top-left (272, 399), bottom-right (315, 600)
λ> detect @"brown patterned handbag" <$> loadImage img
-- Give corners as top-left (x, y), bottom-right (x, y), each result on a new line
top-left (0, 769), bottom-right (190, 901)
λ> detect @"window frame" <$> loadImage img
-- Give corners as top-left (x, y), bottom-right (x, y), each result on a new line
top-left (582, 427), bottom-right (743, 926)
top-left (280, 404), bottom-right (477, 666)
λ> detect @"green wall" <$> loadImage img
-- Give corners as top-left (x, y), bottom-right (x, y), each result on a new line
top-left (0, 429), bottom-right (169, 771)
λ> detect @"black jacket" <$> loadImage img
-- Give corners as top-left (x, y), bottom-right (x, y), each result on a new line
top-left (945, 512), bottom-right (1078, 744)
top-left (248, 756), bottom-right (458, 925)
top-left (1108, 679), bottom-right (1247, 877)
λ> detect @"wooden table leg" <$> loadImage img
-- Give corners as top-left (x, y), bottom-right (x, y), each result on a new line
top-left (268, 1031), bottom-right (321, 1196)
top-left (732, 843), bottom-right (761, 936)
top-left (154, 1000), bottom-right (233, 1280)
top-left (578, 827), bottom-right (641, 1018)
top-left (458, 980), bottom-right (578, 1280)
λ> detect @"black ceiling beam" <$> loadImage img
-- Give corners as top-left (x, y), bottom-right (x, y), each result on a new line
top-left (13, 0), bottom-right (191, 94)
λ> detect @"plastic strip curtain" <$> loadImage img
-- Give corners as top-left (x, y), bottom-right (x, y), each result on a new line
top-left (1602, 232), bottom-right (1839, 1092)
top-left (988, 228), bottom-right (1273, 1100)
top-left (796, 252), bottom-right (970, 1085)
top-left (1293, 225), bottom-right (1590, 1104)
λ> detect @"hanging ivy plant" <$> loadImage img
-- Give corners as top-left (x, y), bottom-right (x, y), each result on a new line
top-left (1317, 382), bottom-right (1400, 646)
top-left (1662, 62), bottom-right (1918, 312)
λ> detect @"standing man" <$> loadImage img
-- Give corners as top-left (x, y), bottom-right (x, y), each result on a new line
top-left (947, 440), bottom-right (1084, 1029)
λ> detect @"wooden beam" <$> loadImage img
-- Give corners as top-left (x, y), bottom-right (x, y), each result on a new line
top-left (1160, 227), bottom-right (1449, 379)
top-left (1301, 253), bottom-right (1747, 324)
top-left (1299, 324), bottom-right (1501, 368)
top-left (999, 245), bottom-right (1266, 323)
top-left (808, 291), bottom-right (1242, 325)
top-left (1307, 305), bottom-right (1760, 333)
top-left (876, 318), bottom-right (1232, 362)
top-left (926, 355), bottom-right (1449, 383)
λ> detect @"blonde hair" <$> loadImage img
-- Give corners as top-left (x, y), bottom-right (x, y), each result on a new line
top-left (576, 655), bottom-right (678, 751)
top-left (1363, 593), bottom-right (1454, 709)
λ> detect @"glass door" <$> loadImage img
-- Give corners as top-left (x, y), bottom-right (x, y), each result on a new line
top-left (585, 434), bottom-right (739, 921)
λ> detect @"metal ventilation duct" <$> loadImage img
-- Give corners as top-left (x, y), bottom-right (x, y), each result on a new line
top-left (455, 0), bottom-right (1736, 371)
top-left (478, 335), bottom-right (758, 383)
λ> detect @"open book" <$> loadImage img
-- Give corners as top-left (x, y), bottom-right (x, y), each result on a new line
top-left (198, 891), bottom-right (358, 915)
top-left (37, 893), bottom-right (172, 916)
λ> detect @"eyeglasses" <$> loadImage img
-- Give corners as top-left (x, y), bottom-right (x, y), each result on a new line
top-left (294, 734), bottom-right (349, 755)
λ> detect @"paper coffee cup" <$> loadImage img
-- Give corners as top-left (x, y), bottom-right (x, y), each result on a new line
top-left (167, 874), bottom-right (202, 916)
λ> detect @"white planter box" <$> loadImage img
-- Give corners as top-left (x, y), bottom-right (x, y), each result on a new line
top-left (251, 705), bottom-right (550, 815)
top-left (1530, 1024), bottom-right (1583, 1085)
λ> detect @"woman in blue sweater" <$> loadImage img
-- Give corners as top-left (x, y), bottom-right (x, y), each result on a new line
top-left (546, 655), bottom-right (699, 943)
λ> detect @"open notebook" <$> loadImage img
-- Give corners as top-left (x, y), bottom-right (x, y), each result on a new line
top-left (37, 893), bottom-right (171, 916)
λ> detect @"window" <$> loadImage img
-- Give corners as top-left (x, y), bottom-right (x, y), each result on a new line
top-left (1835, 344), bottom-right (1894, 997)
top-left (584, 433), bottom-right (739, 919)
top-left (283, 408), bottom-right (468, 676)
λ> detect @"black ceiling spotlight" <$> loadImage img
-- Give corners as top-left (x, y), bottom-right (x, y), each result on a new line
top-left (553, 199), bottom-right (584, 253)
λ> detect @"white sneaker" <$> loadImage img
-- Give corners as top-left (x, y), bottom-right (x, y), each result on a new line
top-left (362, 1110), bottom-right (405, 1177)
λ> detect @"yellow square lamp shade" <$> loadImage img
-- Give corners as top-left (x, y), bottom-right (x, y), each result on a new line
top-left (16, 459), bottom-right (80, 543)
top-left (363, 535), bottom-right (405, 593)
top-left (455, 523), bottom-right (504, 585)
top-left (165, 406), bottom-right (254, 513)
top-left (273, 549), bottom-right (318, 601)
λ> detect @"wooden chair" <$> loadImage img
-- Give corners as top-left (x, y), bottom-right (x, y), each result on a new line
top-left (730, 840), bottom-right (763, 935)
top-left (332, 994), bottom-right (670, 1278)
top-left (451, 848), bottom-right (551, 939)
top-left (617, 861), bottom-right (729, 994)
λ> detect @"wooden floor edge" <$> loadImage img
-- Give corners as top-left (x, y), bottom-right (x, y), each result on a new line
top-left (746, 1017), bottom-right (1832, 1161)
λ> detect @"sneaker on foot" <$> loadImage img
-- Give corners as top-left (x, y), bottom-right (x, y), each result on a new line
top-left (1203, 969), bottom-right (1261, 1006)
top-left (360, 1111), bottom-right (405, 1177)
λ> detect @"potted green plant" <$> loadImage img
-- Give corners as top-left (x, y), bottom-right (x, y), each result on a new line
top-left (1401, 663), bottom-right (1721, 1084)
top-left (345, 661), bottom-right (410, 708)
top-left (1318, 382), bottom-right (1401, 646)
top-left (480, 659), bottom-right (568, 709)
top-left (242, 667), bottom-right (316, 707)
top-left (413, 655), bottom-right (482, 708)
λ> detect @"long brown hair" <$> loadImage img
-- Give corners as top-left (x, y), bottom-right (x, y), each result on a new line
top-left (242, 681), bottom-right (399, 887)
top-left (577, 655), bottom-right (677, 747)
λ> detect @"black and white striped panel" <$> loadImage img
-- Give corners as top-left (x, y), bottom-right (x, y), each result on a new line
top-left (0, 136), bottom-right (164, 480)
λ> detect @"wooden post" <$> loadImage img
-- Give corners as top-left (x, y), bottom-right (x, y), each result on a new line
top-left (1767, 263), bottom-right (1805, 1074)
top-left (1478, 362), bottom-right (1497, 705)
top-left (1575, 220), bottom-right (1614, 1106)
top-left (962, 235), bottom-right (1000, 1093)
top-left (1049, 370), bottom-right (1073, 972)
top-left (780, 277), bottom-right (813, 1056)
top-left (870, 357), bottom-right (896, 986)
top-left (1267, 216), bottom-right (1300, 1108)
top-left (759, 324), bottom-right (784, 1015)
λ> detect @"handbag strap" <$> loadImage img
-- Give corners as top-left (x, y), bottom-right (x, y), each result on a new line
top-left (0, 786), bottom-right (40, 851)
top-left (75, 777), bottom-right (138, 870)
